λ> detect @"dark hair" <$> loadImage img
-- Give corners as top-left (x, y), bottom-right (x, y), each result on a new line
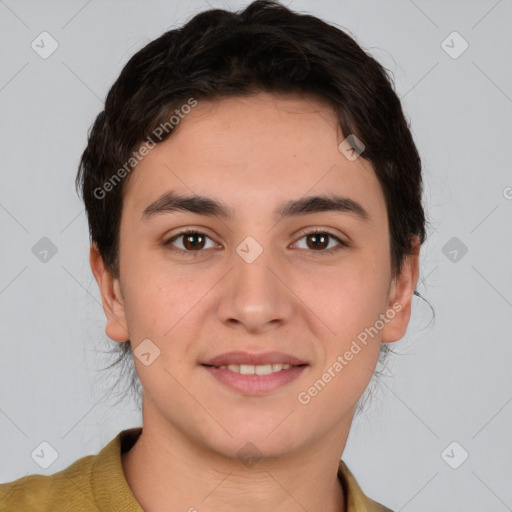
top-left (76, 0), bottom-right (430, 409)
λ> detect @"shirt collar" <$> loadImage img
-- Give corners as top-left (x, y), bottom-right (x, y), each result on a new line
top-left (91, 427), bottom-right (143, 512)
top-left (337, 459), bottom-right (392, 511)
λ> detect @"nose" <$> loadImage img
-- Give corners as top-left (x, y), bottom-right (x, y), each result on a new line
top-left (216, 246), bottom-right (294, 334)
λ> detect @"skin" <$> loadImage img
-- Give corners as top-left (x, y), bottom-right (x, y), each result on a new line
top-left (91, 91), bottom-right (420, 512)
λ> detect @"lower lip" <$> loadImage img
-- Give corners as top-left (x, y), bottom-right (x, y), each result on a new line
top-left (202, 365), bottom-right (307, 395)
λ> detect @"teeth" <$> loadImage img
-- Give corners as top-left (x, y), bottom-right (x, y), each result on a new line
top-left (216, 363), bottom-right (292, 374)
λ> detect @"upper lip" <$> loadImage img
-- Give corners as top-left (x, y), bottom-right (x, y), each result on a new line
top-left (202, 351), bottom-right (308, 367)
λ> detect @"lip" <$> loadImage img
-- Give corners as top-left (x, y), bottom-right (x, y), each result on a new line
top-left (201, 351), bottom-right (308, 396)
top-left (202, 351), bottom-right (308, 367)
top-left (202, 365), bottom-right (307, 395)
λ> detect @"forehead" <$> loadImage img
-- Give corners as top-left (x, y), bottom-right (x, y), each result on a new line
top-left (122, 92), bottom-right (386, 223)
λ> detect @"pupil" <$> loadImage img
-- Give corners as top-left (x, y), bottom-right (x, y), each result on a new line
top-left (185, 233), bottom-right (203, 250)
top-left (309, 233), bottom-right (327, 250)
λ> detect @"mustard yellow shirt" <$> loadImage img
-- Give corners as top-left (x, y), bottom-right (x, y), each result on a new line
top-left (0, 427), bottom-right (393, 511)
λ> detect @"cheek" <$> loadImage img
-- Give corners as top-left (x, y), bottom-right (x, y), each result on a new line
top-left (120, 253), bottom-right (177, 338)
top-left (121, 252), bottom-right (216, 347)
top-left (305, 254), bottom-right (390, 335)
top-left (300, 267), bottom-right (386, 407)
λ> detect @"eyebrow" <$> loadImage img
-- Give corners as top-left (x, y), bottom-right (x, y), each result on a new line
top-left (141, 191), bottom-right (370, 222)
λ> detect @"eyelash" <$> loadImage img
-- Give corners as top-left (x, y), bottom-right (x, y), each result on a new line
top-left (163, 228), bottom-right (348, 257)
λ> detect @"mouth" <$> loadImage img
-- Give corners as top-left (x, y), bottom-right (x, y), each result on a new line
top-left (201, 351), bottom-right (308, 395)
top-left (202, 362), bottom-right (307, 375)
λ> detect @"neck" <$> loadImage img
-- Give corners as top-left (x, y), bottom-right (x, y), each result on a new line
top-left (121, 410), bottom-right (351, 512)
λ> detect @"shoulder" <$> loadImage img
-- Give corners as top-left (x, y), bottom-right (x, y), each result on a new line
top-left (0, 453), bottom-right (96, 512)
top-left (0, 428), bottom-right (143, 512)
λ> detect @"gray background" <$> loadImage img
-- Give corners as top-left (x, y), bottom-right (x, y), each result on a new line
top-left (1, 0), bottom-right (511, 510)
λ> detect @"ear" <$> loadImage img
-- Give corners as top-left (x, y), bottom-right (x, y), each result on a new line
top-left (89, 243), bottom-right (130, 342)
top-left (381, 235), bottom-right (421, 343)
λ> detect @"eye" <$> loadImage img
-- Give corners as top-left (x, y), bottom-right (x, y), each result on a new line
top-left (163, 230), bottom-right (218, 256)
top-left (292, 229), bottom-right (348, 254)
top-left (163, 228), bottom-right (348, 257)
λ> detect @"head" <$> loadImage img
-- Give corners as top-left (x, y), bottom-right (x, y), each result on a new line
top-left (77, 0), bottom-right (426, 456)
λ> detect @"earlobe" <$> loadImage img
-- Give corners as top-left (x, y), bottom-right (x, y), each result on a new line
top-left (89, 243), bottom-right (130, 342)
top-left (381, 236), bottom-right (421, 343)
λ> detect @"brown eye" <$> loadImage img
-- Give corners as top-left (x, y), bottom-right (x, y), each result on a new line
top-left (306, 232), bottom-right (330, 250)
top-left (181, 232), bottom-right (206, 250)
top-left (164, 230), bottom-right (216, 255)
top-left (294, 229), bottom-right (347, 253)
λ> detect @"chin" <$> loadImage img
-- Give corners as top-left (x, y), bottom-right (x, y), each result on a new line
top-left (205, 420), bottom-right (305, 460)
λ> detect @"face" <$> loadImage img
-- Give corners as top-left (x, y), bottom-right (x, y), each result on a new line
top-left (92, 91), bottom-right (419, 459)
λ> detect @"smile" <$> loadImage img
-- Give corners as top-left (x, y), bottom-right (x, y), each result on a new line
top-left (202, 363), bottom-right (307, 395)
top-left (213, 363), bottom-right (293, 374)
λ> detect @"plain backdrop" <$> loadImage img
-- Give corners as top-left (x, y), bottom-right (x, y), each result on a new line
top-left (1, 1), bottom-right (511, 510)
